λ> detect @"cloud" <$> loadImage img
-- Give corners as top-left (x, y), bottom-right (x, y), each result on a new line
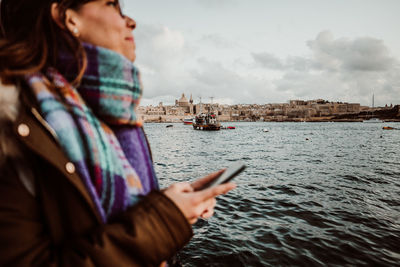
top-left (134, 24), bottom-right (195, 102)
top-left (135, 25), bottom-right (400, 107)
top-left (135, 24), bottom-right (186, 72)
top-left (252, 53), bottom-right (313, 72)
top-left (200, 34), bottom-right (236, 49)
top-left (188, 58), bottom-right (278, 104)
top-left (135, 24), bottom-right (281, 105)
top-left (253, 31), bottom-right (400, 105)
top-left (308, 31), bottom-right (396, 72)
top-left (252, 52), bottom-right (285, 70)
top-left (253, 31), bottom-right (397, 73)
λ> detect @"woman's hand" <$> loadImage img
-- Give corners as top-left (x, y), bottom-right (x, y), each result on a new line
top-left (163, 170), bottom-right (236, 224)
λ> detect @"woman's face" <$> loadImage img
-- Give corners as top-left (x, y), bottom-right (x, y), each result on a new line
top-left (72, 0), bottom-right (136, 61)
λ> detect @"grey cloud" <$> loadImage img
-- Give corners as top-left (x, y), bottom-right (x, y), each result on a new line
top-left (308, 31), bottom-right (396, 72)
top-left (200, 34), bottom-right (235, 49)
top-left (135, 24), bottom-right (188, 72)
top-left (135, 24), bottom-right (280, 105)
top-left (286, 56), bottom-right (313, 72)
top-left (136, 24), bottom-right (399, 106)
top-left (134, 24), bottom-right (195, 101)
top-left (252, 53), bottom-right (313, 71)
top-left (134, 24), bottom-right (271, 104)
top-left (275, 71), bottom-right (349, 100)
top-left (188, 58), bottom-right (278, 104)
top-left (252, 52), bottom-right (285, 70)
top-left (273, 59), bottom-right (400, 106)
top-left (191, 58), bottom-right (242, 88)
top-left (254, 31), bottom-right (397, 73)
top-left (252, 31), bottom-right (400, 105)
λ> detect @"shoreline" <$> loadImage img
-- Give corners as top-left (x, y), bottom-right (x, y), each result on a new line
top-left (140, 105), bottom-right (400, 123)
top-left (144, 119), bottom-right (400, 124)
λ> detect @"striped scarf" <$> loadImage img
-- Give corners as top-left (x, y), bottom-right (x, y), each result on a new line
top-left (25, 44), bottom-right (154, 222)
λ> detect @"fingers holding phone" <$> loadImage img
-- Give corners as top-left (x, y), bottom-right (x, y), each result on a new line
top-left (163, 162), bottom-right (244, 224)
top-left (163, 176), bottom-right (236, 224)
top-left (190, 169), bottom-right (225, 191)
top-left (194, 162), bottom-right (246, 191)
top-left (200, 198), bottom-right (216, 219)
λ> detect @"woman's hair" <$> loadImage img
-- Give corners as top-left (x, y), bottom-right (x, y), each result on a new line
top-left (0, 0), bottom-right (99, 84)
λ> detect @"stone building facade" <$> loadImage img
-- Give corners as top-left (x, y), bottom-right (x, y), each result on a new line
top-left (138, 94), bottom-right (370, 122)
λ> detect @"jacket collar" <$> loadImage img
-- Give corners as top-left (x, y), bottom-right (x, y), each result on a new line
top-left (0, 81), bottom-right (22, 165)
top-left (1, 80), bottom-right (102, 223)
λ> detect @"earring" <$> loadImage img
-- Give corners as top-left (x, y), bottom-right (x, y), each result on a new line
top-left (72, 28), bottom-right (79, 36)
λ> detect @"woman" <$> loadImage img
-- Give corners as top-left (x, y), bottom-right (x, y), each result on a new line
top-left (0, 0), bottom-right (235, 266)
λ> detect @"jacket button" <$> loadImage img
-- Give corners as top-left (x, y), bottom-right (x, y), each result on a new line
top-left (17, 123), bottom-right (30, 137)
top-left (65, 162), bottom-right (76, 174)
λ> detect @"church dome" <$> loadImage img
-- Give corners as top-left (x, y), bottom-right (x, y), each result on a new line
top-left (178, 93), bottom-right (190, 107)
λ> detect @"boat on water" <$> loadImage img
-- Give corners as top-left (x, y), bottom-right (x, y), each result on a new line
top-left (383, 126), bottom-right (398, 130)
top-left (363, 118), bottom-right (384, 123)
top-left (183, 118), bottom-right (194, 125)
top-left (193, 113), bottom-right (221, 131)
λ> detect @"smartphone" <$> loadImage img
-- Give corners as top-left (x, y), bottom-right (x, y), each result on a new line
top-left (200, 162), bottom-right (246, 190)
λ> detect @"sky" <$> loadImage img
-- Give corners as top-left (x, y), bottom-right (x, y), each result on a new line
top-left (124, 0), bottom-right (400, 107)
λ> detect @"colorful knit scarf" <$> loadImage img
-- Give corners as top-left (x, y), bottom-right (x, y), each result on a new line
top-left (25, 44), bottom-right (158, 222)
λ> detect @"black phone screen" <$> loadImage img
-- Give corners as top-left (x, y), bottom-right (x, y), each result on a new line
top-left (202, 162), bottom-right (246, 189)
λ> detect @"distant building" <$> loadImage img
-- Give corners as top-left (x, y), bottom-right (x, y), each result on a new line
top-left (137, 94), bottom-right (373, 122)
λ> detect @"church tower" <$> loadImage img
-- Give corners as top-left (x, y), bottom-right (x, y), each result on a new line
top-left (189, 94), bottom-right (194, 114)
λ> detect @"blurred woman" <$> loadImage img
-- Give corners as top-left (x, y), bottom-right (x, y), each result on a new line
top-left (0, 0), bottom-right (235, 266)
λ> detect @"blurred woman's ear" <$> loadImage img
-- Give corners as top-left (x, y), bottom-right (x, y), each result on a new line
top-left (50, 3), bottom-right (64, 29)
top-left (64, 9), bottom-right (81, 37)
top-left (0, 0), bottom-right (89, 83)
top-left (51, 3), bottom-right (81, 37)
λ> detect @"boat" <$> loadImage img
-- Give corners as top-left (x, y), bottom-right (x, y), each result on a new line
top-left (193, 113), bottom-right (221, 131)
top-left (166, 124), bottom-right (173, 128)
top-left (363, 118), bottom-right (383, 123)
top-left (383, 126), bottom-right (398, 130)
top-left (363, 94), bottom-right (384, 123)
top-left (183, 118), bottom-right (194, 125)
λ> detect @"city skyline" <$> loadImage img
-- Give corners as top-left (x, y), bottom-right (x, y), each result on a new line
top-left (126, 0), bottom-right (400, 107)
top-left (138, 92), bottom-right (400, 123)
top-left (139, 92), bottom-right (378, 108)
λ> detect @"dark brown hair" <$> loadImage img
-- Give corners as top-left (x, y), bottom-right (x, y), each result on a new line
top-left (0, 0), bottom-right (97, 84)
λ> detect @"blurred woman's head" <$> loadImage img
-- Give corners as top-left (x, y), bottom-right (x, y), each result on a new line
top-left (51, 1), bottom-right (136, 61)
top-left (0, 0), bottom-right (136, 83)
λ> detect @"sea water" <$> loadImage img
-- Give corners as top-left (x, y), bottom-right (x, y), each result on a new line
top-left (144, 122), bottom-right (400, 266)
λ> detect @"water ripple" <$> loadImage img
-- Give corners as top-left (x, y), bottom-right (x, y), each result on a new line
top-left (144, 122), bottom-right (400, 266)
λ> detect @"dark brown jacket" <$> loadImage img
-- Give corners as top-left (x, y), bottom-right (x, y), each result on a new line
top-left (0, 81), bottom-right (193, 266)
